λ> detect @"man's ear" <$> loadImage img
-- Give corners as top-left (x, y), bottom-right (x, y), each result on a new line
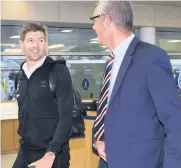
top-left (19, 40), bottom-right (23, 51)
top-left (103, 15), bottom-right (111, 29)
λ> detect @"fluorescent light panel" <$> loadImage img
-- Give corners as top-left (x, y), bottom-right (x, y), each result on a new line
top-left (60, 30), bottom-right (73, 33)
top-left (90, 41), bottom-right (98, 44)
top-left (167, 40), bottom-right (181, 43)
top-left (59, 49), bottom-right (70, 52)
top-left (4, 48), bottom-right (22, 52)
top-left (90, 38), bottom-right (98, 41)
top-left (100, 45), bottom-right (107, 48)
top-left (48, 44), bottom-right (64, 49)
top-left (0, 43), bottom-right (18, 47)
top-left (9, 35), bottom-right (20, 39)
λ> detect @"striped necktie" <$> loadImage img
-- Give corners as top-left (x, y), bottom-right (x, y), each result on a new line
top-left (94, 53), bottom-right (115, 141)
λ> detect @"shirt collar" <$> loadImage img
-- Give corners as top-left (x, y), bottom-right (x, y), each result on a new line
top-left (22, 56), bottom-right (46, 73)
top-left (113, 33), bottom-right (135, 59)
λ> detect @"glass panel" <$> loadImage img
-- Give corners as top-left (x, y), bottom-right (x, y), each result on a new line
top-left (1, 54), bottom-right (109, 100)
top-left (47, 27), bottom-right (109, 53)
top-left (2, 53), bottom-right (181, 100)
top-left (51, 55), bottom-right (109, 99)
top-left (156, 31), bottom-right (181, 53)
top-left (1, 55), bottom-right (25, 100)
top-left (170, 58), bottom-right (181, 96)
top-left (1, 25), bottom-right (22, 52)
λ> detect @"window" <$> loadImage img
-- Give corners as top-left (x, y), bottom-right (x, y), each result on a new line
top-left (170, 58), bottom-right (181, 96)
top-left (47, 27), bottom-right (109, 53)
top-left (157, 31), bottom-right (181, 95)
top-left (1, 25), bottom-right (22, 53)
top-left (1, 55), bottom-right (25, 100)
top-left (156, 31), bottom-right (181, 53)
top-left (1, 25), bottom-right (111, 100)
top-left (50, 55), bottom-right (109, 99)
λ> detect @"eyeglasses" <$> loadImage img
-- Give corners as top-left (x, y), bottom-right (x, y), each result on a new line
top-left (90, 14), bottom-right (105, 24)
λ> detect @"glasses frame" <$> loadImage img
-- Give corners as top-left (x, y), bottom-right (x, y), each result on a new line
top-left (90, 14), bottom-right (105, 24)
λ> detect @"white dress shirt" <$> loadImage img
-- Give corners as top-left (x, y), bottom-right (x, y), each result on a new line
top-left (108, 34), bottom-right (135, 103)
top-left (22, 56), bottom-right (46, 79)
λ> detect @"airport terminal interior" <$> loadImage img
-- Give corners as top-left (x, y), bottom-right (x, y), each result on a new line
top-left (0, 1), bottom-right (181, 168)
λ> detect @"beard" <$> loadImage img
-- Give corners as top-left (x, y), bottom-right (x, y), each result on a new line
top-left (26, 51), bottom-right (46, 62)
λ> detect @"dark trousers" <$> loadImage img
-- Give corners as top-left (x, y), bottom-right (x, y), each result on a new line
top-left (98, 159), bottom-right (108, 168)
top-left (13, 147), bottom-right (70, 168)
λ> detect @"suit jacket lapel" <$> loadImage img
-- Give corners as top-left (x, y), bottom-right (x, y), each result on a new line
top-left (109, 36), bottom-right (140, 104)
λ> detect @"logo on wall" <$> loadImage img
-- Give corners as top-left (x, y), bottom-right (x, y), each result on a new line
top-left (82, 79), bottom-right (89, 90)
top-left (178, 73), bottom-right (181, 89)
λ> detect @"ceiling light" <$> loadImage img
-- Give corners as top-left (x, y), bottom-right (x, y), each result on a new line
top-left (90, 38), bottom-right (98, 41)
top-left (9, 35), bottom-right (20, 39)
top-left (60, 30), bottom-right (73, 33)
top-left (167, 40), bottom-right (181, 43)
top-left (11, 44), bottom-right (18, 47)
top-left (0, 43), bottom-right (18, 47)
top-left (4, 48), bottom-right (22, 52)
top-left (59, 49), bottom-right (70, 52)
top-left (48, 44), bottom-right (64, 49)
top-left (100, 45), bottom-right (107, 48)
top-left (90, 41), bottom-right (98, 44)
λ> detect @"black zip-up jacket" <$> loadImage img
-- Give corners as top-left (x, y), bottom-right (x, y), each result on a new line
top-left (16, 57), bottom-right (73, 156)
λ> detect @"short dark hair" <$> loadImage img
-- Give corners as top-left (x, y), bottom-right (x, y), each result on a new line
top-left (20, 23), bottom-right (46, 41)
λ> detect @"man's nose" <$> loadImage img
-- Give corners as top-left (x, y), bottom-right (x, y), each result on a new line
top-left (33, 41), bottom-right (38, 47)
top-left (93, 24), bottom-right (95, 30)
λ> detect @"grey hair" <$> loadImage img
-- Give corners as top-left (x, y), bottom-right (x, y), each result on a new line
top-left (97, 0), bottom-right (134, 31)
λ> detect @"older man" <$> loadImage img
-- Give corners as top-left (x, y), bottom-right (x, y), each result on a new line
top-left (91, 1), bottom-right (181, 168)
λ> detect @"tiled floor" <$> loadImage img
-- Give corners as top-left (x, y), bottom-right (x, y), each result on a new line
top-left (1, 154), bottom-right (17, 168)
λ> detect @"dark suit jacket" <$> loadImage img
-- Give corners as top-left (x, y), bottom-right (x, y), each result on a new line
top-left (101, 37), bottom-right (181, 168)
